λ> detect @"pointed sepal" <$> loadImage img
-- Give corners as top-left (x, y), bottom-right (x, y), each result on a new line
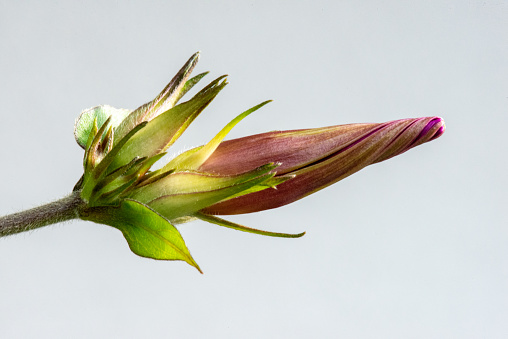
top-left (175, 72), bottom-right (209, 103)
top-left (129, 163), bottom-right (279, 203)
top-left (113, 52), bottom-right (201, 142)
top-left (163, 100), bottom-right (271, 171)
top-left (108, 76), bottom-right (228, 171)
top-left (148, 167), bottom-right (277, 221)
top-left (196, 212), bottom-right (305, 238)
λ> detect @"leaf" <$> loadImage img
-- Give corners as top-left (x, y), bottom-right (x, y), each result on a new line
top-left (74, 105), bottom-right (131, 149)
top-left (82, 200), bottom-right (201, 272)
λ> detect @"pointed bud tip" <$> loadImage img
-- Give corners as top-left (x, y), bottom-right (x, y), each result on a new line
top-left (427, 116), bottom-right (446, 141)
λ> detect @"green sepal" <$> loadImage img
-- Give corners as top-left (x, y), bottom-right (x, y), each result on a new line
top-left (217, 174), bottom-right (295, 201)
top-left (134, 152), bottom-right (167, 178)
top-left (148, 171), bottom-right (276, 221)
top-left (114, 52), bottom-right (201, 143)
top-left (136, 169), bottom-right (175, 189)
top-left (163, 100), bottom-right (271, 171)
top-left (195, 212), bottom-right (305, 238)
top-left (81, 200), bottom-right (201, 273)
top-left (92, 121), bottom-right (148, 178)
top-left (74, 105), bottom-right (130, 149)
top-left (175, 72), bottom-right (209, 104)
top-left (97, 177), bottom-right (138, 205)
top-left (94, 153), bottom-right (167, 204)
top-left (109, 76), bottom-right (228, 171)
top-left (85, 116), bottom-right (112, 170)
top-left (90, 157), bottom-right (146, 201)
top-left (129, 163), bottom-right (279, 204)
top-left (80, 121), bottom-right (148, 201)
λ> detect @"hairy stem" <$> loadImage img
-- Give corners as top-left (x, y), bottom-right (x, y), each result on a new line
top-left (0, 191), bottom-right (84, 237)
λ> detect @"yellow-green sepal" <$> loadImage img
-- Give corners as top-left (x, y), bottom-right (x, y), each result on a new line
top-left (219, 174), bottom-right (294, 201)
top-left (195, 212), bottom-right (305, 238)
top-left (147, 169), bottom-right (277, 221)
top-left (163, 100), bottom-right (271, 172)
top-left (129, 163), bottom-right (279, 203)
top-left (108, 76), bottom-right (228, 171)
top-left (175, 72), bottom-right (209, 103)
top-left (113, 52), bottom-right (201, 142)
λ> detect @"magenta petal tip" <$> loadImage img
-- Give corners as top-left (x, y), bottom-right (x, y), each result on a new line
top-left (429, 117), bottom-right (446, 140)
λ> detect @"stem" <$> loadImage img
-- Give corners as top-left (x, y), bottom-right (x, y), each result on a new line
top-left (0, 191), bottom-right (84, 237)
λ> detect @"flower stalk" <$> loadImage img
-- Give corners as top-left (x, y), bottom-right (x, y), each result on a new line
top-left (0, 192), bottom-right (84, 237)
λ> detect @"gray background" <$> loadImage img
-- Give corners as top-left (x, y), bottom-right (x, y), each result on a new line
top-left (0, 1), bottom-right (507, 338)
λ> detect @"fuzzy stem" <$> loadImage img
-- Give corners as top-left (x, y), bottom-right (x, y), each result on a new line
top-left (0, 191), bottom-right (84, 237)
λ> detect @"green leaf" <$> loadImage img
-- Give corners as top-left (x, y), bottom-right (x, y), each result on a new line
top-left (82, 200), bottom-right (201, 273)
top-left (74, 105), bottom-right (131, 149)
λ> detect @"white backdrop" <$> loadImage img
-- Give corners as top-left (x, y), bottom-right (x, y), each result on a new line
top-left (0, 1), bottom-right (507, 338)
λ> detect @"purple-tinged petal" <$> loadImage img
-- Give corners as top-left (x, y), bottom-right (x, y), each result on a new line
top-left (199, 116), bottom-right (445, 215)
